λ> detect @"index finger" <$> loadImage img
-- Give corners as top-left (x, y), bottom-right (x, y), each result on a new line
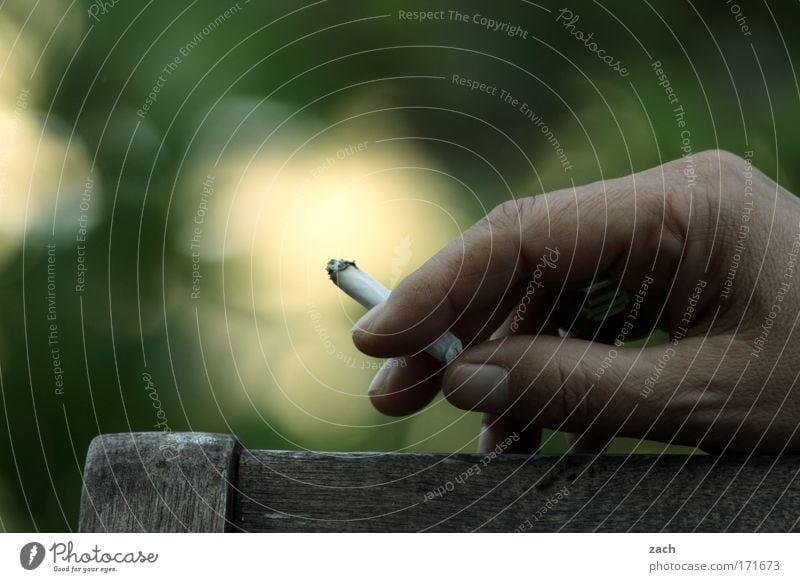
top-left (352, 170), bottom-right (675, 358)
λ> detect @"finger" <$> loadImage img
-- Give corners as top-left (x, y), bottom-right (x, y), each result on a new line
top-left (366, 280), bottom-right (550, 418)
top-left (352, 168), bottom-right (685, 359)
top-left (356, 277), bottom-right (530, 359)
top-left (441, 334), bottom-right (680, 439)
top-left (477, 286), bottom-right (560, 452)
top-left (478, 413), bottom-right (541, 454)
top-left (367, 355), bottom-right (443, 417)
top-left (489, 285), bottom-right (558, 340)
top-left (364, 287), bottom-right (528, 417)
top-left (367, 283), bottom-right (545, 417)
top-left (559, 328), bottom-right (612, 452)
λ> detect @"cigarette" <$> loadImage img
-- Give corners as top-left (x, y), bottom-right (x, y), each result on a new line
top-left (326, 259), bottom-right (463, 363)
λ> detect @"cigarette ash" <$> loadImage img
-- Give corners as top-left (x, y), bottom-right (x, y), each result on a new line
top-left (326, 258), bottom-right (357, 283)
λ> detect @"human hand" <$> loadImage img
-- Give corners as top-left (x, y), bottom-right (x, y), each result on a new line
top-left (353, 150), bottom-right (800, 454)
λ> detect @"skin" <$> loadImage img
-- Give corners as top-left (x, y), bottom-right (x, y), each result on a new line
top-left (353, 150), bottom-right (800, 454)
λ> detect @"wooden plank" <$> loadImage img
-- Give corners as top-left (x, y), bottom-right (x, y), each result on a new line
top-left (79, 432), bottom-right (241, 532)
top-left (234, 451), bottom-right (800, 532)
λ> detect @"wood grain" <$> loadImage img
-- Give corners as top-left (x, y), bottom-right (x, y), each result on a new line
top-left (79, 432), bottom-right (240, 532)
top-left (235, 450), bottom-right (800, 532)
top-left (79, 432), bottom-right (800, 532)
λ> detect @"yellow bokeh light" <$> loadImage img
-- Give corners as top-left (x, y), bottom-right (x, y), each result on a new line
top-left (175, 112), bottom-right (477, 444)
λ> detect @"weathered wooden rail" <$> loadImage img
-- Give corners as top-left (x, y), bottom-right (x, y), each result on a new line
top-left (79, 432), bottom-right (800, 532)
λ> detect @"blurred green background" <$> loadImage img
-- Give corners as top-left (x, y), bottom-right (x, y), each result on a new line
top-left (0, 0), bottom-right (798, 530)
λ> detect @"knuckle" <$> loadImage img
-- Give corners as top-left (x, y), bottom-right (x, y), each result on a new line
top-left (696, 148), bottom-right (742, 171)
top-left (486, 197), bottom-right (536, 230)
top-left (544, 360), bottom-right (592, 427)
top-left (653, 149), bottom-right (747, 245)
top-left (481, 198), bottom-right (538, 273)
top-left (695, 150), bottom-right (744, 204)
top-left (560, 383), bottom-right (592, 429)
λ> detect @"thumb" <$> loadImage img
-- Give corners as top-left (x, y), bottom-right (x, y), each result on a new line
top-left (442, 334), bottom-right (681, 439)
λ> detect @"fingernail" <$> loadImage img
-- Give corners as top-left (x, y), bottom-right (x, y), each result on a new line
top-left (353, 301), bottom-right (386, 335)
top-left (367, 360), bottom-right (395, 396)
top-left (445, 364), bottom-right (509, 412)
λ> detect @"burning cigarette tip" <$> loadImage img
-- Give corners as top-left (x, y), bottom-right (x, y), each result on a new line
top-left (326, 258), bottom-right (357, 282)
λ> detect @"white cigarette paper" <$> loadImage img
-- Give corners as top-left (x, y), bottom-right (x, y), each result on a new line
top-left (326, 259), bottom-right (463, 364)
